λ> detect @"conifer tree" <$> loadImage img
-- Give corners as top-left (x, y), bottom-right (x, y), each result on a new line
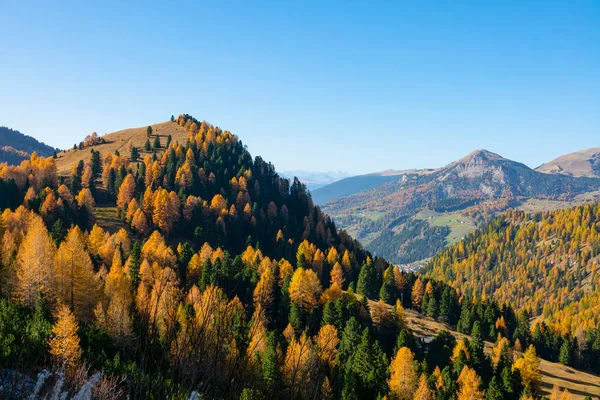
top-left (54, 226), bottom-right (98, 320)
top-left (15, 216), bottom-right (56, 307)
top-left (49, 304), bottom-right (82, 371)
top-left (388, 346), bottom-right (417, 400)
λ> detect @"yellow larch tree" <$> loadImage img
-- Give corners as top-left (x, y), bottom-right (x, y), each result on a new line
top-left (152, 189), bottom-right (180, 234)
top-left (395, 299), bottom-right (407, 330)
top-left (142, 231), bottom-right (176, 267)
top-left (282, 332), bottom-right (316, 396)
top-left (559, 389), bottom-right (572, 400)
top-left (14, 215), bottom-right (56, 307)
top-left (246, 304), bottom-right (268, 365)
top-left (491, 337), bottom-right (511, 367)
top-left (457, 366), bottom-right (484, 400)
top-left (49, 304), bottom-right (82, 371)
top-left (132, 209), bottom-right (150, 236)
top-left (315, 324), bottom-right (339, 368)
top-left (326, 247), bottom-right (339, 266)
top-left (320, 282), bottom-right (343, 304)
top-left (388, 347), bottom-right (417, 400)
top-left (125, 197), bottom-right (139, 222)
top-left (412, 278), bottom-right (424, 309)
top-left (432, 366), bottom-right (444, 391)
top-left (54, 226), bottom-right (99, 320)
top-left (97, 250), bottom-right (133, 342)
top-left (87, 224), bottom-right (106, 256)
top-left (413, 374), bottom-right (432, 400)
top-left (330, 262), bottom-right (345, 287)
top-left (289, 267), bottom-right (322, 312)
top-left (451, 339), bottom-right (471, 363)
top-left (210, 194), bottom-right (228, 215)
top-left (512, 345), bottom-right (541, 394)
top-left (278, 259), bottom-right (293, 285)
top-left (75, 187), bottom-right (95, 210)
top-left (253, 266), bottom-right (276, 311)
top-left (341, 250), bottom-right (352, 274)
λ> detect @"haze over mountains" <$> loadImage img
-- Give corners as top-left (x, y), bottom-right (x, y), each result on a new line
top-left (315, 148), bottom-right (600, 266)
top-left (280, 170), bottom-right (351, 190)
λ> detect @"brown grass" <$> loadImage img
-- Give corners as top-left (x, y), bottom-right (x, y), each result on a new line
top-left (55, 121), bottom-right (188, 175)
top-left (93, 206), bottom-right (128, 234)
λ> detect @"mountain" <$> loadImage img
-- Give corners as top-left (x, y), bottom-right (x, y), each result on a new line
top-left (311, 170), bottom-right (419, 204)
top-left (0, 126), bottom-right (57, 165)
top-left (321, 149), bottom-right (600, 265)
top-left (1, 115), bottom-right (598, 399)
top-left (280, 170), bottom-right (352, 190)
top-left (536, 147), bottom-right (600, 178)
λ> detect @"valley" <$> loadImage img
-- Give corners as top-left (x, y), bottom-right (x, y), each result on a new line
top-left (316, 150), bottom-right (600, 267)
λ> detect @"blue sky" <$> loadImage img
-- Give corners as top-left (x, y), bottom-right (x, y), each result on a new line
top-left (1, 1), bottom-right (598, 174)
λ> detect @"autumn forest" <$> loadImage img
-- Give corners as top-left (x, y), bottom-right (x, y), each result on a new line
top-left (0, 115), bottom-right (597, 400)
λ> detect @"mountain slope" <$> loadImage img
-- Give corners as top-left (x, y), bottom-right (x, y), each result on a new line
top-left (322, 149), bottom-right (600, 264)
top-left (423, 203), bottom-right (600, 336)
top-left (0, 126), bottom-right (57, 165)
top-left (311, 172), bottom-right (403, 204)
top-left (55, 120), bottom-right (188, 175)
top-left (536, 147), bottom-right (600, 178)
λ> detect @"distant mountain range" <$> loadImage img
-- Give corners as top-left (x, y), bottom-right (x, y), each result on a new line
top-left (317, 149), bottom-right (600, 265)
top-left (0, 126), bottom-right (57, 165)
top-left (280, 170), bottom-right (352, 190)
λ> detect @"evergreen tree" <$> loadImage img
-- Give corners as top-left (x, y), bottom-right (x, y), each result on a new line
top-left (339, 317), bottom-right (362, 363)
top-left (379, 266), bottom-right (396, 304)
top-left (288, 302), bottom-right (302, 332)
top-left (559, 339), bottom-right (572, 366)
top-left (50, 219), bottom-right (67, 245)
top-left (262, 331), bottom-right (282, 395)
top-left (129, 242), bottom-right (142, 288)
top-left (485, 376), bottom-right (503, 400)
top-left (130, 146), bottom-right (139, 161)
top-left (322, 301), bottom-right (339, 327)
top-left (469, 321), bottom-right (486, 373)
top-left (346, 328), bottom-right (388, 398)
top-left (395, 328), bottom-right (417, 354)
top-left (426, 296), bottom-right (438, 318)
top-left (357, 262), bottom-right (377, 299)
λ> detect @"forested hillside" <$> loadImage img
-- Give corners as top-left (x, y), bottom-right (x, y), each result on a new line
top-left (0, 115), bottom-right (596, 399)
top-left (0, 126), bottom-right (57, 165)
top-left (425, 204), bottom-right (600, 338)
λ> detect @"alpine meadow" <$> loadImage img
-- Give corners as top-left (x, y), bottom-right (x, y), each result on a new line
top-left (1, 2), bottom-right (599, 400)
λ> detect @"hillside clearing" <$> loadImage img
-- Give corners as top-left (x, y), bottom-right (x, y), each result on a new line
top-left (415, 209), bottom-right (477, 245)
top-left (55, 120), bottom-right (188, 175)
top-left (94, 205), bottom-right (128, 234)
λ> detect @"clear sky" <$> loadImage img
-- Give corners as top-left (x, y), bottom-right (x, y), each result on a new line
top-left (1, 1), bottom-right (598, 175)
